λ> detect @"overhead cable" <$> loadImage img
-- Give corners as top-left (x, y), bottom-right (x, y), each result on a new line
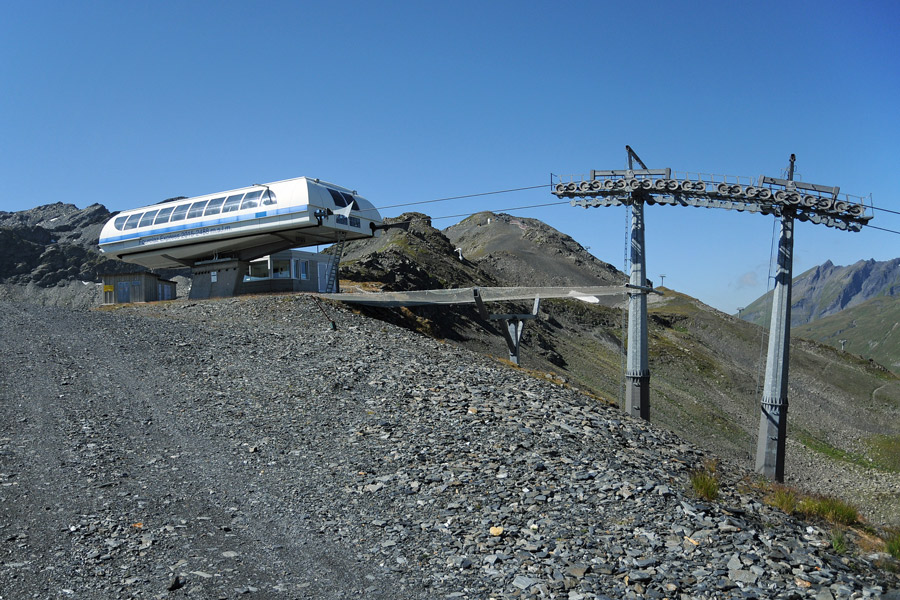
top-left (863, 223), bottom-right (900, 235)
top-left (360, 184), bottom-right (551, 214)
top-left (870, 205), bottom-right (900, 217)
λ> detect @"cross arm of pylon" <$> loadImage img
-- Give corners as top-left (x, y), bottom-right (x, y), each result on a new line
top-left (552, 170), bottom-right (872, 231)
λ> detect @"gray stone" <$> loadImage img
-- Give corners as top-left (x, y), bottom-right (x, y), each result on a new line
top-left (512, 575), bottom-right (539, 589)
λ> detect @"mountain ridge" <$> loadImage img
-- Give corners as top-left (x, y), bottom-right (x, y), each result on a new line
top-left (742, 257), bottom-right (900, 327)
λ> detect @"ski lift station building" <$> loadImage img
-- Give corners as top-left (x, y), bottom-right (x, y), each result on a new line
top-left (98, 176), bottom-right (382, 299)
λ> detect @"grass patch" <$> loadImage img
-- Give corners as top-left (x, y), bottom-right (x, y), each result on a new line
top-left (799, 496), bottom-right (859, 526)
top-left (831, 528), bottom-right (848, 554)
top-left (868, 435), bottom-right (900, 473)
top-left (768, 485), bottom-right (798, 514)
top-left (689, 460), bottom-right (720, 501)
top-left (886, 530), bottom-right (900, 560)
top-left (797, 433), bottom-right (870, 468)
top-left (797, 431), bottom-right (900, 474)
top-left (763, 483), bottom-right (859, 527)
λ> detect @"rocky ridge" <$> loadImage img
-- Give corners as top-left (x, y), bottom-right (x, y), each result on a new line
top-left (0, 295), bottom-right (897, 599)
top-left (339, 212), bottom-right (496, 291)
top-left (0, 202), bottom-right (129, 287)
top-left (444, 212), bottom-right (622, 288)
top-left (741, 258), bottom-right (900, 327)
top-left (0, 203), bottom-right (190, 308)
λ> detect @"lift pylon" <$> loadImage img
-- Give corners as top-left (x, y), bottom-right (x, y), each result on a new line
top-left (553, 148), bottom-right (872, 481)
top-left (624, 146), bottom-right (650, 420)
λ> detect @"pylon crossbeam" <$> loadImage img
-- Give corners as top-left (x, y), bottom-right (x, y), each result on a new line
top-left (554, 175), bottom-right (870, 232)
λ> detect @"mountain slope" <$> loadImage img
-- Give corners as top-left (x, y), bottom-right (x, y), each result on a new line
top-left (0, 203), bottom-right (190, 307)
top-left (444, 211), bottom-right (622, 288)
top-left (742, 258), bottom-right (900, 327)
top-left (339, 213), bottom-right (900, 526)
top-left (3, 296), bottom-right (898, 598)
top-left (339, 212), bottom-right (494, 291)
top-left (793, 295), bottom-right (900, 373)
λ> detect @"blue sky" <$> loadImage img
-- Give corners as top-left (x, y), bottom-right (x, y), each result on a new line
top-left (2, 1), bottom-right (898, 312)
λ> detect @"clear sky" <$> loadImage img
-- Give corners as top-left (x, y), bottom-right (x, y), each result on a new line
top-left (2, 1), bottom-right (898, 313)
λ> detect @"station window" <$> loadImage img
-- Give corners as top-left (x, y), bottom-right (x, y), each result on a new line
top-left (327, 188), bottom-right (359, 210)
top-left (222, 194), bottom-right (243, 213)
top-left (187, 200), bottom-right (209, 219)
top-left (170, 204), bottom-right (190, 222)
top-left (240, 190), bottom-right (263, 210)
top-left (204, 197), bottom-right (226, 216)
top-left (123, 214), bottom-right (142, 230)
top-left (349, 216), bottom-right (361, 228)
top-left (261, 189), bottom-right (277, 205)
top-left (272, 259), bottom-right (291, 278)
top-left (328, 188), bottom-right (346, 207)
top-left (139, 210), bottom-right (159, 228)
top-left (114, 216), bottom-right (128, 230)
top-left (155, 206), bottom-right (175, 224)
top-left (299, 260), bottom-right (309, 280)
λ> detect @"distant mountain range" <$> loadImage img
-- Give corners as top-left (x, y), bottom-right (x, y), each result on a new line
top-left (793, 295), bottom-right (900, 373)
top-left (741, 258), bottom-right (900, 326)
top-left (740, 258), bottom-right (900, 372)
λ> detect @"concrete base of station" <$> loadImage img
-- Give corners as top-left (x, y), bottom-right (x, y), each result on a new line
top-left (189, 259), bottom-right (250, 300)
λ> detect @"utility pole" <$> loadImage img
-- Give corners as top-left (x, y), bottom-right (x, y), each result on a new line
top-left (625, 146), bottom-right (650, 421)
top-left (755, 154), bottom-right (796, 482)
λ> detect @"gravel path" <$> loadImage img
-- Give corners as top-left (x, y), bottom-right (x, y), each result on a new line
top-left (0, 296), bottom-right (897, 599)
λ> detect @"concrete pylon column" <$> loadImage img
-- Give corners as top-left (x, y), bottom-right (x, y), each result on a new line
top-left (755, 213), bottom-right (794, 481)
top-left (625, 198), bottom-right (650, 420)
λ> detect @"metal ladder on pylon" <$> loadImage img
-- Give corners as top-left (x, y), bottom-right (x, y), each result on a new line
top-left (324, 231), bottom-right (347, 293)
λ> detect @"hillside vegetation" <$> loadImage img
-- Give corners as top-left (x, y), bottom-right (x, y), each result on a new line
top-left (793, 295), bottom-right (900, 374)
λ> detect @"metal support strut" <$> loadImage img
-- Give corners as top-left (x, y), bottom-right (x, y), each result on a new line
top-left (625, 146), bottom-right (650, 421)
top-left (473, 288), bottom-right (540, 366)
top-left (755, 155), bottom-right (797, 482)
top-left (625, 199), bottom-right (650, 420)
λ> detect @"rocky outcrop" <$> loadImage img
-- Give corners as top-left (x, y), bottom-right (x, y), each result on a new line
top-left (0, 202), bottom-right (139, 287)
top-left (340, 212), bottom-right (494, 290)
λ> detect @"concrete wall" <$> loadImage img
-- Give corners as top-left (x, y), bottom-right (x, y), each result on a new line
top-left (190, 260), bottom-right (249, 299)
